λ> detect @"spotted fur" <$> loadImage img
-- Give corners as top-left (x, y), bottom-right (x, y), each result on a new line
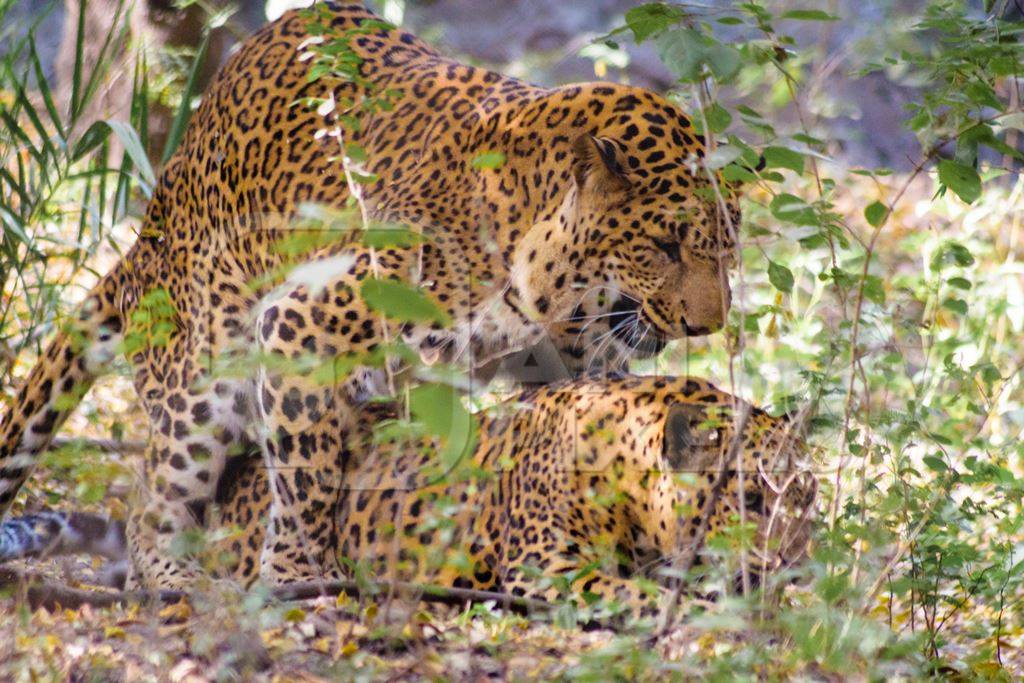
top-left (4, 377), bottom-right (814, 613)
top-left (0, 3), bottom-right (739, 590)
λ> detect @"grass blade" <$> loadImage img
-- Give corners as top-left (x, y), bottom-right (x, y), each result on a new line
top-left (71, 120), bottom-right (112, 160)
top-left (10, 71), bottom-right (57, 159)
top-left (105, 120), bottom-right (155, 190)
top-left (161, 28), bottom-right (210, 164)
top-left (0, 166), bottom-right (30, 210)
top-left (0, 107), bottom-right (46, 167)
top-left (76, 0), bottom-right (128, 122)
top-left (112, 53), bottom-right (151, 224)
top-left (134, 54), bottom-right (149, 152)
top-left (28, 38), bottom-right (63, 140)
top-left (70, 0), bottom-right (86, 119)
top-left (0, 202), bottom-right (37, 251)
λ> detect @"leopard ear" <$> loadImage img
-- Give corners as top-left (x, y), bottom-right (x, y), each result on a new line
top-left (571, 135), bottom-right (631, 192)
top-left (662, 403), bottom-right (721, 474)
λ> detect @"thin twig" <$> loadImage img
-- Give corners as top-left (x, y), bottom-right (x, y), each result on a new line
top-left (0, 567), bottom-right (553, 616)
top-left (49, 437), bottom-right (146, 453)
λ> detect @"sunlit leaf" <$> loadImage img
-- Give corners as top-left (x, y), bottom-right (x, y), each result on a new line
top-left (769, 193), bottom-right (817, 225)
top-left (409, 382), bottom-right (477, 469)
top-left (937, 159), bottom-right (981, 204)
top-left (781, 9), bottom-right (839, 21)
top-left (360, 278), bottom-right (451, 326)
top-left (763, 145), bottom-right (805, 174)
top-left (655, 28), bottom-right (742, 83)
top-left (767, 260), bottom-right (794, 293)
top-left (624, 3), bottom-right (686, 43)
top-left (471, 151), bottom-right (506, 170)
top-left (864, 201), bottom-right (887, 228)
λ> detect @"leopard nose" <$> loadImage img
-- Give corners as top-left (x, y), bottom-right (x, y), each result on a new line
top-left (683, 322), bottom-right (711, 336)
top-left (679, 312), bottom-right (712, 336)
top-left (681, 289), bottom-right (730, 335)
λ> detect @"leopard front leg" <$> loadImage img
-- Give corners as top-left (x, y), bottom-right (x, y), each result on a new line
top-left (125, 373), bottom-right (250, 589)
top-left (256, 248), bottom-right (414, 585)
top-left (502, 561), bottom-right (663, 617)
top-left (499, 511), bottom-right (664, 616)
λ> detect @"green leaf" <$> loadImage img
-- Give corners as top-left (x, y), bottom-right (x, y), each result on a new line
top-left (781, 9), bottom-right (839, 21)
top-left (705, 102), bottom-right (732, 134)
top-left (362, 223), bottom-right (424, 248)
top-left (815, 574), bottom-right (850, 603)
top-left (345, 142), bottom-right (368, 163)
top-left (769, 193), bottom-right (817, 225)
top-left (863, 275), bottom-right (886, 305)
top-left (409, 383), bottom-right (477, 469)
top-left (409, 383), bottom-right (461, 436)
top-left (937, 159), bottom-right (981, 204)
top-left (655, 28), bottom-right (742, 83)
top-left (948, 277), bottom-right (972, 290)
top-left (656, 28), bottom-right (704, 81)
top-left (763, 145), bottom-right (804, 174)
top-left (7, 75), bottom-right (55, 160)
top-left (932, 241), bottom-right (975, 269)
top-left (624, 3), bottom-right (686, 43)
top-left (350, 171), bottom-right (380, 184)
top-left (864, 201), bottom-right (887, 228)
top-left (360, 278), bottom-right (451, 326)
top-left (967, 123), bottom-right (1024, 162)
top-left (73, 1), bottom-right (127, 122)
top-left (0, 205), bottom-right (34, 249)
top-left (942, 298), bottom-right (968, 315)
top-left (722, 163), bottom-right (757, 184)
top-left (705, 144), bottom-right (742, 170)
top-left (471, 151), bottom-right (507, 170)
top-left (704, 43), bottom-right (742, 81)
top-left (767, 260), bottom-right (794, 293)
top-left (964, 81), bottom-right (1003, 110)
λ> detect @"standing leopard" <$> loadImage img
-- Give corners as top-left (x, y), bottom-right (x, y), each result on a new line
top-left (2, 376), bottom-right (815, 614)
top-left (0, 3), bottom-right (739, 590)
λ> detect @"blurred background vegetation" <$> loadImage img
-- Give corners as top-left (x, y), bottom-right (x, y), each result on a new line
top-left (2, 0), bottom-right (1023, 679)
top-left (5, 0), bottom-right (963, 168)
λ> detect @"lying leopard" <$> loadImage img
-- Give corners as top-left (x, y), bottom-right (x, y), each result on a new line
top-left (2, 377), bottom-right (815, 613)
top-left (0, 3), bottom-right (741, 590)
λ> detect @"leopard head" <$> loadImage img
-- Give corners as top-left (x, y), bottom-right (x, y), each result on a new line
top-left (644, 395), bottom-right (816, 585)
top-left (511, 86), bottom-right (740, 373)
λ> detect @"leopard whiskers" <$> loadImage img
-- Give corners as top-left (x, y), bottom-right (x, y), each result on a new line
top-left (613, 319), bottom-right (653, 372)
top-left (572, 310), bottom-right (623, 346)
top-left (448, 277), bottom-right (515, 366)
top-left (586, 308), bottom-right (645, 374)
top-left (586, 325), bottom-right (622, 373)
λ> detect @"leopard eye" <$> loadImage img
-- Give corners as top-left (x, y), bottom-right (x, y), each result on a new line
top-left (652, 238), bottom-right (680, 263)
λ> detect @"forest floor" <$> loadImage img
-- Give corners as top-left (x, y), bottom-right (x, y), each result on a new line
top-left (2, 372), bottom-right (1024, 680)
top-left (1, 559), bottom-right (711, 681)
top-left (5, 552), bottom-right (1022, 680)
